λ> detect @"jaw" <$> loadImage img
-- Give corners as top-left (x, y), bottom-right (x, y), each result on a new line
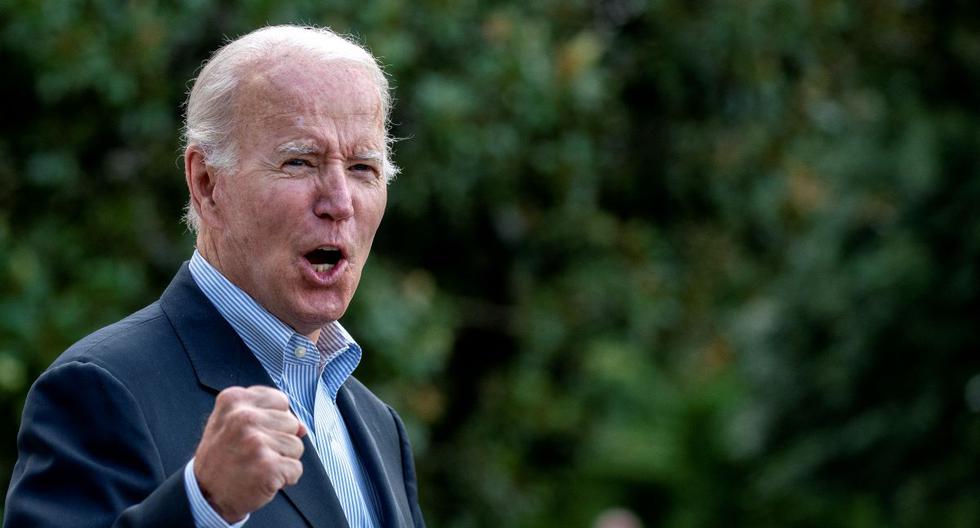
top-left (279, 266), bottom-right (361, 334)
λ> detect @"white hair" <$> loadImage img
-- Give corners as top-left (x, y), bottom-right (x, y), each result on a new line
top-left (182, 25), bottom-right (399, 233)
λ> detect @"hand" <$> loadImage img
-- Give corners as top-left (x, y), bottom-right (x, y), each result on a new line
top-left (193, 385), bottom-right (307, 522)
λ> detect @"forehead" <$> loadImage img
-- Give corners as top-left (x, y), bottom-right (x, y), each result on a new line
top-left (234, 56), bottom-right (384, 143)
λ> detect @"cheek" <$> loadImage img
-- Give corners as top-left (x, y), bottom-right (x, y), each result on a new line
top-left (371, 193), bottom-right (388, 232)
top-left (245, 182), bottom-right (309, 224)
top-left (357, 186), bottom-right (387, 228)
top-left (221, 185), bottom-right (299, 255)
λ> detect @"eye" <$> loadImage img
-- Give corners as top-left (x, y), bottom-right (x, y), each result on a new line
top-left (284, 158), bottom-right (313, 168)
top-left (349, 163), bottom-right (379, 176)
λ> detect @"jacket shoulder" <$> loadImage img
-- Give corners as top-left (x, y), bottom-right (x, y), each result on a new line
top-left (53, 301), bottom-right (182, 377)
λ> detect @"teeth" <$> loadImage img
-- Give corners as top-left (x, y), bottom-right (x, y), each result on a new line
top-left (313, 263), bottom-right (335, 273)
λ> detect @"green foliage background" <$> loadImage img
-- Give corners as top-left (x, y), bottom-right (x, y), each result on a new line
top-left (2, 1), bottom-right (979, 526)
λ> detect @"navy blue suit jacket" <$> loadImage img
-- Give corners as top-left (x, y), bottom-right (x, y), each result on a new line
top-left (4, 264), bottom-right (425, 528)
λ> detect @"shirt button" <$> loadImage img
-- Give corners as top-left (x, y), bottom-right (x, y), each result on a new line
top-left (293, 346), bottom-right (306, 359)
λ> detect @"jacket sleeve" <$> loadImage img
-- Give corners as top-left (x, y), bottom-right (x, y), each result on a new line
top-left (388, 406), bottom-right (426, 528)
top-left (3, 360), bottom-right (195, 528)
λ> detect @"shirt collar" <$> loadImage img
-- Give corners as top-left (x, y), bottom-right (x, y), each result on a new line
top-left (187, 250), bottom-right (361, 400)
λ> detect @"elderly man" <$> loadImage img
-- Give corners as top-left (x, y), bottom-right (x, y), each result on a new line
top-left (4, 25), bottom-right (424, 528)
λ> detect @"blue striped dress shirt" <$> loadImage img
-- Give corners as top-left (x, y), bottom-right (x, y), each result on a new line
top-left (181, 250), bottom-right (379, 528)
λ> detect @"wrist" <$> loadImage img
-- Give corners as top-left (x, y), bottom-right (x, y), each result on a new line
top-left (194, 463), bottom-right (246, 523)
top-left (184, 458), bottom-right (250, 527)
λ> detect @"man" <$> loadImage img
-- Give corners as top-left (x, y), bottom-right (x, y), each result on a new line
top-left (4, 25), bottom-right (425, 528)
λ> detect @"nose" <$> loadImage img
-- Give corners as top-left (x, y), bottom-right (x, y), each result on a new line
top-left (313, 163), bottom-right (355, 221)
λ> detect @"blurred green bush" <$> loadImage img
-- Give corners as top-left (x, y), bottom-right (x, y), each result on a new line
top-left (1, 1), bottom-right (979, 526)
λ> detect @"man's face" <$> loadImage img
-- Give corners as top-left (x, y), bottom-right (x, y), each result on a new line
top-left (207, 58), bottom-right (387, 337)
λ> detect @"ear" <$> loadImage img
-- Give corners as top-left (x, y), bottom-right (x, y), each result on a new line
top-left (184, 145), bottom-right (222, 228)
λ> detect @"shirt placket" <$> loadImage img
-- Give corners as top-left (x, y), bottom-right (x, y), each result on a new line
top-left (313, 382), bottom-right (376, 528)
top-left (283, 340), bottom-right (374, 528)
top-left (282, 338), bottom-right (320, 440)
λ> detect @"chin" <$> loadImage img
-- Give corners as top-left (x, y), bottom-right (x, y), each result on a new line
top-left (295, 298), bottom-right (350, 328)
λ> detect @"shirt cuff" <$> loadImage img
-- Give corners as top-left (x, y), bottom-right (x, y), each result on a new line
top-left (183, 458), bottom-right (250, 528)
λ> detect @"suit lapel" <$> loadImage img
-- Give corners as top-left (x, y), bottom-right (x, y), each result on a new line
top-left (337, 385), bottom-right (403, 528)
top-left (159, 264), bottom-right (349, 528)
top-left (281, 436), bottom-right (351, 528)
top-left (159, 264), bottom-right (268, 393)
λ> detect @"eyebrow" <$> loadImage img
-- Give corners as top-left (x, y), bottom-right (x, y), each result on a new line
top-left (276, 142), bottom-right (383, 163)
top-left (276, 142), bottom-right (319, 156)
top-left (351, 151), bottom-right (383, 163)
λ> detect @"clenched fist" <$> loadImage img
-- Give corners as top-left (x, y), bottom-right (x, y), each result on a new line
top-left (193, 385), bottom-right (307, 522)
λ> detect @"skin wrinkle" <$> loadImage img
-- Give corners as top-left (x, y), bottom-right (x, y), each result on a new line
top-left (182, 28), bottom-right (400, 234)
top-left (192, 52), bottom-right (387, 342)
top-left (222, 56), bottom-right (383, 173)
top-left (276, 141), bottom-right (383, 167)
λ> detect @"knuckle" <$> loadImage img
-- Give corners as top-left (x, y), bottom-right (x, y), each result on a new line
top-left (269, 390), bottom-right (290, 408)
top-left (253, 452), bottom-right (277, 476)
top-left (259, 473), bottom-right (283, 496)
top-left (263, 446), bottom-right (283, 465)
top-left (253, 385), bottom-right (285, 397)
top-left (241, 430), bottom-right (266, 452)
top-left (247, 385), bottom-right (290, 409)
top-left (290, 436), bottom-right (305, 457)
top-left (228, 406), bottom-right (258, 426)
top-left (286, 461), bottom-right (303, 485)
top-left (216, 386), bottom-right (245, 406)
top-left (248, 385), bottom-right (277, 397)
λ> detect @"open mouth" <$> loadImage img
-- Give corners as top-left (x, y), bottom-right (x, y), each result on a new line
top-left (304, 246), bottom-right (343, 273)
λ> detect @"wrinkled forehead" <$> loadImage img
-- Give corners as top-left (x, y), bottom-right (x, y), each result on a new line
top-left (234, 55), bottom-right (384, 132)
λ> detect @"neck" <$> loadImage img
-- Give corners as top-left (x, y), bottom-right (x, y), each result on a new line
top-left (196, 231), bottom-right (222, 273)
top-left (196, 232), bottom-right (322, 343)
